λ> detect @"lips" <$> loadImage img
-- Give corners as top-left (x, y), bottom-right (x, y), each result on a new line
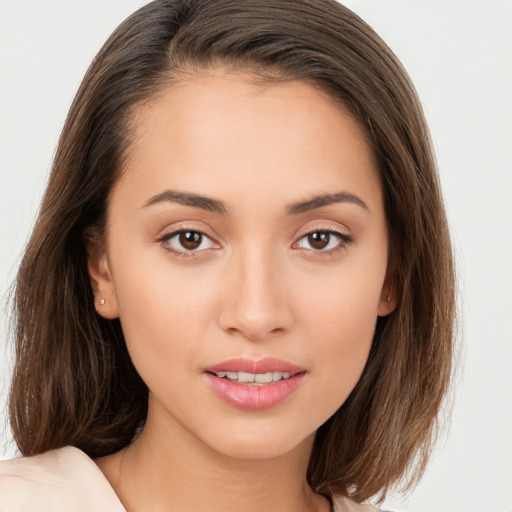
top-left (205, 357), bottom-right (305, 375)
top-left (204, 358), bottom-right (306, 410)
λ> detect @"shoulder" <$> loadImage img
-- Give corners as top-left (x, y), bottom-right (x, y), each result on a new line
top-left (0, 446), bottom-right (125, 511)
top-left (332, 495), bottom-right (389, 512)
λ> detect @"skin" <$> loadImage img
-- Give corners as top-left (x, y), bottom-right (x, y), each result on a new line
top-left (89, 71), bottom-right (396, 512)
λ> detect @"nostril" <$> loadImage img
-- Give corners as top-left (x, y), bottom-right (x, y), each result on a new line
top-left (217, 269), bottom-right (294, 340)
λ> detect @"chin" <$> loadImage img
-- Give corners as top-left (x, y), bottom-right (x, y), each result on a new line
top-left (198, 421), bottom-right (316, 461)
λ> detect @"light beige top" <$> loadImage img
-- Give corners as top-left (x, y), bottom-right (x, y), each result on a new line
top-left (0, 447), bottom-right (381, 511)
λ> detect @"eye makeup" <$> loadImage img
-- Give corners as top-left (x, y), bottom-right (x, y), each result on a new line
top-left (155, 222), bottom-right (353, 260)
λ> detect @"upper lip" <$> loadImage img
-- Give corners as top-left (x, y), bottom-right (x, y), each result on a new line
top-left (204, 357), bottom-right (306, 375)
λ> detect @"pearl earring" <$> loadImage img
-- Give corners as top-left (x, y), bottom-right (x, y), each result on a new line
top-left (99, 299), bottom-right (105, 305)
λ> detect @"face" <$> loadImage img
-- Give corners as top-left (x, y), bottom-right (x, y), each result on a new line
top-left (89, 71), bottom-right (395, 460)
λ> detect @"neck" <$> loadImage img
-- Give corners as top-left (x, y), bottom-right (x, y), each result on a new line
top-left (96, 400), bottom-right (329, 512)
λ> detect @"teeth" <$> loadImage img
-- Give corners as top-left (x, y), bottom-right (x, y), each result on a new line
top-left (215, 371), bottom-right (293, 383)
top-left (254, 372), bottom-right (273, 384)
top-left (238, 371), bottom-right (255, 383)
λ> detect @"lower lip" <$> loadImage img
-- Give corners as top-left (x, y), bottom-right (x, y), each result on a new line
top-left (204, 373), bottom-right (305, 410)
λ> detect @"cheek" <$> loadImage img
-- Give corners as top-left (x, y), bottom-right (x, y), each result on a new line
top-left (294, 254), bottom-right (386, 400)
top-left (297, 253), bottom-right (385, 343)
top-left (304, 284), bottom-right (377, 371)
top-left (108, 247), bottom-right (217, 372)
top-left (300, 298), bottom-right (376, 421)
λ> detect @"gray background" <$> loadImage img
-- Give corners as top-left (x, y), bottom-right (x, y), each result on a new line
top-left (1, 1), bottom-right (511, 511)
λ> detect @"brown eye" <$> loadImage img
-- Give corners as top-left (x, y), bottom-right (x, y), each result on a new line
top-left (307, 232), bottom-right (331, 250)
top-left (295, 229), bottom-right (351, 254)
top-left (160, 229), bottom-right (217, 256)
top-left (179, 231), bottom-right (202, 250)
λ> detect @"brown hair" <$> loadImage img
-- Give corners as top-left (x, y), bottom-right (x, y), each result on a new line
top-left (9, 0), bottom-right (455, 502)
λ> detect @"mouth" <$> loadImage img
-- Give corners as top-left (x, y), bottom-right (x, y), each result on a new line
top-left (206, 370), bottom-right (298, 385)
top-left (204, 358), bottom-right (307, 410)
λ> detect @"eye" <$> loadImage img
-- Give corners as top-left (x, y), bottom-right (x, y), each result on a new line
top-left (159, 229), bottom-right (218, 256)
top-left (295, 230), bottom-right (352, 253)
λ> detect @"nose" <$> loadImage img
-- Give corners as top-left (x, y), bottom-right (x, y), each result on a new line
top-left (218, 246), bottom-right (293, 342)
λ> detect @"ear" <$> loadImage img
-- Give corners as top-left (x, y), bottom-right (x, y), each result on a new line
top-left (377, 263), bottom-right (398, 317)
top-left (87, 245), bottom-right (120, 320)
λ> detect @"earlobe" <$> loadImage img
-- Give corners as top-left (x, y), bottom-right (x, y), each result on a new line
top-left (377, 267), bottom-right (398, 317)
top-left (378, 290), bottom-right (397, 317)
top-left (87, 247), bottom-right (120, 320)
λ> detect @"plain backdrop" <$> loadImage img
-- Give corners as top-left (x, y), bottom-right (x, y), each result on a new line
top-left (1, 1), bottom-right (511, 511)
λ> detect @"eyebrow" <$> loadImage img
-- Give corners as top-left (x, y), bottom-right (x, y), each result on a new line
top-left (143, 189), bottom-right (368, 215)
top-left (286, 191), bottom-right (369, 214)
top-left (143, 190), bottom-right (227, 214)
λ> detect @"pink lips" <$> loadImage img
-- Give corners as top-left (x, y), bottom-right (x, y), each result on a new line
top-left (204, 357), bottom-right (306, 410)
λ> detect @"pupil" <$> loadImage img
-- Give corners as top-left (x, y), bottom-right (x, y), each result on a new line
top-left (308, 232), bottom-right (330, 250)
top-left (179, 231), bottom-right (202, 250)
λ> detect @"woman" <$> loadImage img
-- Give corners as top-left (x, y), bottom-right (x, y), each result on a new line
top-left (0, 1), bottom-right (455, 510)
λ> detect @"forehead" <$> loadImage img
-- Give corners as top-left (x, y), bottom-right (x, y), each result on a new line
top-left (117, 71), bottom-right (382, 214)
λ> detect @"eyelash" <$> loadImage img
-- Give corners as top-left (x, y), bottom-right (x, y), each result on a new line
top-left (156, 227), bottom-right (353, 258)
top-left (156, 227), bottom-right (216, 258)
top-left (294, 228), bottom-right (353, 257)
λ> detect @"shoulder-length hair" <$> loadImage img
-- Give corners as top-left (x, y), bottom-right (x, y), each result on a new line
top-left (9, 0), bottom-right (455, 502)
